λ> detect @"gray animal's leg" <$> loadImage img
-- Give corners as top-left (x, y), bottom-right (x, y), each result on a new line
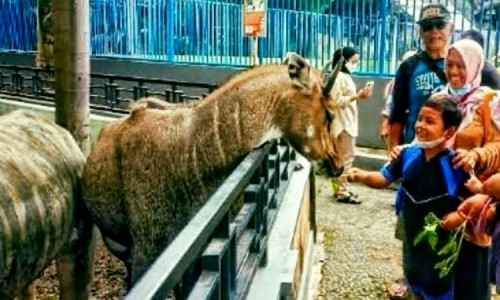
top-left (14, 283), bottom-right (35, 300)
top-left (56, 215), bottom-right (96, 300)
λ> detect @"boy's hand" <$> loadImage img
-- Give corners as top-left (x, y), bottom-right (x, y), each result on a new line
top-left (465, 175), bottom-right (483, 194)
top-left (344, 167), bottom-right (365, 182)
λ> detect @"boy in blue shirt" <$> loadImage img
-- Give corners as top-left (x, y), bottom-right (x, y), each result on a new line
top-left (346, 97), bottom-right (467, 300)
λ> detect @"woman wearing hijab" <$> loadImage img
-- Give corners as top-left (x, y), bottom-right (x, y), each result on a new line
top-left (326, 46), bottom-right (372, 204)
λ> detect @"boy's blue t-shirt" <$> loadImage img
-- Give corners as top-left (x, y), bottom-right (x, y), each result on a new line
top-left (380, 145), bottom-right (468, 213)
top-left (404, 60), bottom-right (446, 143)
top-left (379, 145), bottom-right (469, 296)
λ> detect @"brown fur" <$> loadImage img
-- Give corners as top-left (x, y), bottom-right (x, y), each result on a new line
top-left (130, 97), bottom-right (198, 111)
top-left (0, 110), bottom-right (94, 300)
top-left (82, 53), bottom-right (341, 286)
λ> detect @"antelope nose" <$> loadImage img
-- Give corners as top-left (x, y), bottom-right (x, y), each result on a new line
top-left (323, 155), bottom-right (344, 178)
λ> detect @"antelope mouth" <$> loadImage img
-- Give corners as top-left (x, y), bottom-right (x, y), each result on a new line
top-left (322, 155), bottom-right (344, 178)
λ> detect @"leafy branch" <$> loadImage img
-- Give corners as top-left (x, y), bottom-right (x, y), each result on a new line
top-left (331, 178), bottom-right (341, 194)
top-left (413, 212), bottom-right (467, 278)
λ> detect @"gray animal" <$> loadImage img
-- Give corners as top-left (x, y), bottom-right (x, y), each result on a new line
top-left (0, 110), bottom-right (94, 300)
top-left (82, 53), bottom-right (343, 288)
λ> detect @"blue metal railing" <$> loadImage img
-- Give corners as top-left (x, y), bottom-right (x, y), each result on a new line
top-left (1, 0), bottom-right (500, 76)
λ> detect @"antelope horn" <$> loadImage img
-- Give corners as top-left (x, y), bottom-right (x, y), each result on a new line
top-left (323, 57), bottom-right (344, 96)
top-left (320, 59), bottom-right (334, 81)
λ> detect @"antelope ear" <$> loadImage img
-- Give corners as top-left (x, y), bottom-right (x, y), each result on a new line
top-left (285, 52), bottom-right (312, 93)
top-left (282, 52), bottom-right (294, 64)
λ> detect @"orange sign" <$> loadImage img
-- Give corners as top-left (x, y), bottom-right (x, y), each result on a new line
top-left (243, 0), bottom-right (266, 37)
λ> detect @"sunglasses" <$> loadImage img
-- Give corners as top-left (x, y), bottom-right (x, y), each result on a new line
top-left (420, 20), bottom-right (447, 32)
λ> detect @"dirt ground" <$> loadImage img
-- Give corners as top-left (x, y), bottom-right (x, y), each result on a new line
top-left (36, 236), bottom-right (127, 300)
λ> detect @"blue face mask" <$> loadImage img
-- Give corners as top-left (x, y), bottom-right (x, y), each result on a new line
top-left (449, 84), bottom-right (471, 96)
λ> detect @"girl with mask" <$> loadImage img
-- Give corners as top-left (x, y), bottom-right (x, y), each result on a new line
top-left (326, 46), bottom-right (372, 204)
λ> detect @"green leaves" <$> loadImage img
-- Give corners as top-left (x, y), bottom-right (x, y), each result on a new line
top-left (413, 212), bottom-right (467, 278)
top-left (331, 178), bottom-right (341, 194)
top-left (437, 235), bottom-right (457, 257)
top-left (414, 223), bottom-right (438, 249)
top-left (413, 213), bottom-right (440, 250)
top-left (424, 212), bottom-right (441, 225)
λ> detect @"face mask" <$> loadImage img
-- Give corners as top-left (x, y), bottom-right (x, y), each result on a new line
top-left (345, 61), bottom-right (358, 73)
top-left (413, 135), bottom-right (447, 149)
top-left (449, 83), bottom-right (471, 96)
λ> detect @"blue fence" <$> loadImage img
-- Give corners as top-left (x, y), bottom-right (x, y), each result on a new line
top-left (0, 0), bottom-right (37, 52)
top-left (1, 0), bottom-right (500, 76)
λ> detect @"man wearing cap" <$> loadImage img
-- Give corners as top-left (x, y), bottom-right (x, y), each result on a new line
top-left (389, 4), bottom-right (453, 148)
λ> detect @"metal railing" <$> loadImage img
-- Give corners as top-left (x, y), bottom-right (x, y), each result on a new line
top-left (1, 1), bottom-right (499, 75)
top-left (125, 139), bottom-right (298, 299)
top-left (0, 63), bottom-right (310, 298)
top-left (0, 64), bottom-right (217, 114)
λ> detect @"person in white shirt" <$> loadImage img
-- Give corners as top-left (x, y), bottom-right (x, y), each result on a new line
top-left (327, 46), bottom-right (372, 204)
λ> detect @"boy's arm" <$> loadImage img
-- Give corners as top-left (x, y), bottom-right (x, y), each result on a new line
top-left (347, 152), bottom-right (403, 188)
top-left (346, 167), bottom-right (392, 189)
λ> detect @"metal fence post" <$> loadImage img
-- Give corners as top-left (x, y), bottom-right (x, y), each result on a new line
top-left (167, 0), bottom-right (175, 63)
top-left (378, 0), bottom-right (388, 74)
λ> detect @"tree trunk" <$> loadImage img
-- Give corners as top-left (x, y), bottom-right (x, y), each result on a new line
top-left (52, 2), bottom-right (94, 299)
top-left (36, 0), bottom-right (54, 69)
top-left (53, 0), bottom-right (90, 156)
